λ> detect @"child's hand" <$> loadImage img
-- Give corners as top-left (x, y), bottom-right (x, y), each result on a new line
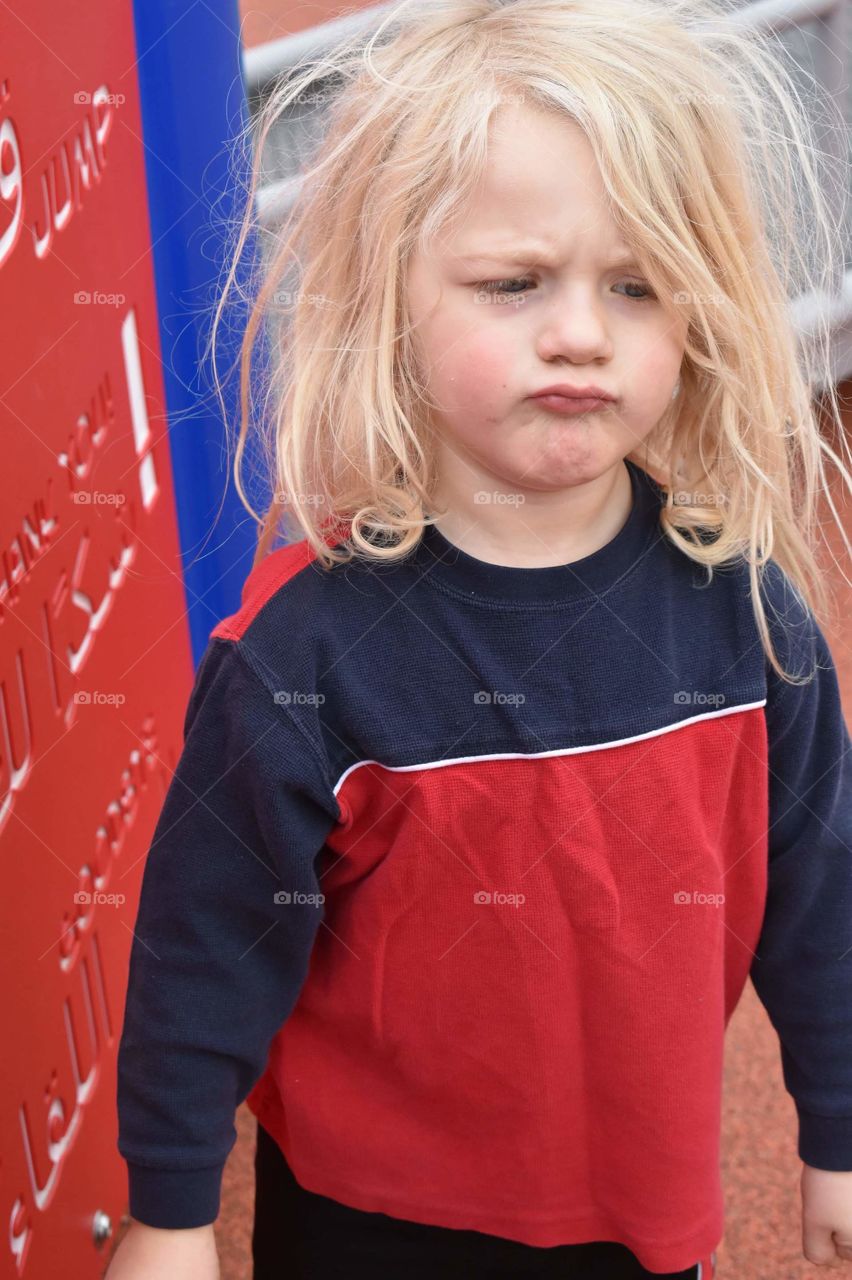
top-left (103, 1220), bottom-right (220, 1279)
top-left (802, 1165), bottom-right (852, 1267)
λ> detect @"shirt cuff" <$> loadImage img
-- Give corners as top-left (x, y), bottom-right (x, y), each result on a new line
top-left (796, 1107), bottom-right (852, 1171)
top-left (127, 1161), bottom-right (224, 1228)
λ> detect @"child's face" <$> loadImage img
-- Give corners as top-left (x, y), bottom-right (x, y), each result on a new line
top-left (406, 102), bottom-right (687, 499)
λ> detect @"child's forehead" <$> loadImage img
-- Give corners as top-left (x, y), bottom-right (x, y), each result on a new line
top-left (414, 116), bottom-right (633, 260)
top-left (419, 210), bottom-right (640, 269)
top-left (485, 101), bottom-right (598, 168)
top-left (446, 238), bottom-right (639, 266)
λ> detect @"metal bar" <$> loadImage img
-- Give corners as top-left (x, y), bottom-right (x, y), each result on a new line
top-left (242, 0), bottom-right (841, 97)
top-left (133, 0), bottom-right (264, 664)
top-left (726, 0), bottom-right (840, 33)
top-left (242, 2), bottom-right (395, 95)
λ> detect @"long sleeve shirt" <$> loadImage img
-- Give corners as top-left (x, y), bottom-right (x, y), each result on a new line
top-left (115, 456), bottom-right (852, 1274)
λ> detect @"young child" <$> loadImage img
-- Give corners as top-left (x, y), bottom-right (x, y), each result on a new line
top-left (105, 1), bottom-right (852, 1276)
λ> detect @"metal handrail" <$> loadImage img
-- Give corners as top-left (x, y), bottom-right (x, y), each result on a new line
top-left (242, 0), bottom-right (842, 96)
top-left (242, 3), bottom-right (395, 95)
top-left (247, 0), bottom-right (848, 231)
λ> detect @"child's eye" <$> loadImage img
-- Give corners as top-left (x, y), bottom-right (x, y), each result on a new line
top-left (476, 277), bottom-right (535, 296)
top-left (614, 280), bottom-right (656, 301)
top-left (475, 278), bottom-right (656, 301)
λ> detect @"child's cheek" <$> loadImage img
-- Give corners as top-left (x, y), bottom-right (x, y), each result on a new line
top-left (629, 338), bottom-right (684, 421)
top-left (439, 320), bottom-right (517, 412)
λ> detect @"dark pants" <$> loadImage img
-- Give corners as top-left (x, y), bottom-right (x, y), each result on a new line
top-left (251, 1119), bottom-right (704, 1279)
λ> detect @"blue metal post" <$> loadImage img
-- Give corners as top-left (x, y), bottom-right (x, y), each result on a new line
top-left (130, 0), bottom-right (269, 665)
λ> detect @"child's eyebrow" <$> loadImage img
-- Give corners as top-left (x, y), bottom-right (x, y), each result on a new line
top-left (456, 245), bottom-right (640, 268)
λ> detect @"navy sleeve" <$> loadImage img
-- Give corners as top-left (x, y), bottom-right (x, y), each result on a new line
top-left (749, 563), bottom-right (852, 1170)
top-left (115, 636), bottom-right (340, 1227)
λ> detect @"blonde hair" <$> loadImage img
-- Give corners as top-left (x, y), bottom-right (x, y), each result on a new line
top-left (209, 0), bottom-right (852, 682)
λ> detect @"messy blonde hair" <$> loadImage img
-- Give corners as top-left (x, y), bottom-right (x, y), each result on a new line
top-left (210, 0), bottom-right (852, 682)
